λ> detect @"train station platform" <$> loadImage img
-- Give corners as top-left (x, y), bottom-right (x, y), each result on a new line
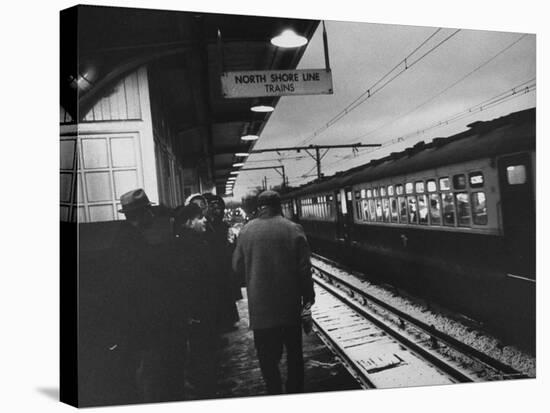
top-left (209, 289), bottom-right (362, 399)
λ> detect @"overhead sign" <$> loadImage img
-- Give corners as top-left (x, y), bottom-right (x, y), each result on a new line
top-left (221, 69), bottom-right (333, 98)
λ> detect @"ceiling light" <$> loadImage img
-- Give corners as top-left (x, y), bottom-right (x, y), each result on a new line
top-left (241, 135), bottom-right (259, 141)
top-left (250, 105), bottom-right (274, 113)
top-left (230, 171), bottom-right (239, 175)
top-left (271, 29), bottom-right (308, 48)
top-left (235, 153), bottom-right (249, 157)
top-left (233, 162), bottom-right (244, 167)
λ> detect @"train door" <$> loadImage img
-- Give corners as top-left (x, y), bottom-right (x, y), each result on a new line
top-left (335, 188), bottom-right (353, 242)
top-left (497, 153), bottom-right (535, 279)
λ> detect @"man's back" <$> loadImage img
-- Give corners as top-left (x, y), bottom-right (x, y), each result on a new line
top-left (233, 214), bottom-right (313, 329)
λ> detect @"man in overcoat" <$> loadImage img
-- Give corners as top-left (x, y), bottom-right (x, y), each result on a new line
top-left (232, 190), bottom-right (315, 395)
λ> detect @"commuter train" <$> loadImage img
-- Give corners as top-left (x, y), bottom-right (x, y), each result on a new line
top-left (281, 108), bottom-right (535, 350)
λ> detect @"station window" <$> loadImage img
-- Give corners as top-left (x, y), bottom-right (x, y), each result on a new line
top-left (469, 172), bottom-right (484, 188)
top-left (429, 193), bottom-right (442, 225)
top-left (455, 192), bottom-right (471, 227)
top-left (471, 192), bottom-right (488, 225)
top-left (405, 182), bottom-right (414, 194)
top-left (380, 186), bottom-right (387, 197)
top-left (415, 181), bottom-right (425, 193)
top-left (439, 177), bottom-right (451, 191)
top-left (506, 165), bottom-right (527, 185)
top-left (398, 196), bottom-right (408, 223)
top-left (417, 194), bottom-right (428, 224)
top-left (382, 198), bottom-right (390, 222)
top-left (408, 196), bottom-right (418, 224)
top-left (388, 185), bottom-right (394, 196)
top-left (453, 174), bottom-right (467, 190)
top-left (427, 179), bottom-right (437, 192)
top-left (367, 189), bottom-right (372, 198)
top-left (396, 184), bottom-right (404, 195)
top-left (442, 193), bottom-right (456, 226)
top-left (390, 197), bottom-right (399, 222)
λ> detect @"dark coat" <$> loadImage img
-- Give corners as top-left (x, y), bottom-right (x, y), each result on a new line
top-left (232, 209), bottom-right (314, 329)
top-left (110, 222), bottom-right (188, 348)
top-left (174, 228), bottom-right (219, 326)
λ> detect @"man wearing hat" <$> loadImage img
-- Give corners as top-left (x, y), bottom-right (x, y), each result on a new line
top-left (232, 190), bottom-right (315, 395)
top-left (111, 189), bottom-right (172, 402)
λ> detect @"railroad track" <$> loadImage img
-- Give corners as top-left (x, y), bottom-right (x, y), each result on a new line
top-left (310, 254), bottom-right (528, 389)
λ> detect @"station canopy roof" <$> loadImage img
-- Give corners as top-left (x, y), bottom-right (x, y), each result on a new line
top-left (60, 5), bottom-right (319, 195)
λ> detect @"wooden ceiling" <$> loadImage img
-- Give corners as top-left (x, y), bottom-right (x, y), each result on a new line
top-left (60, 5), bottom-right (319, 195)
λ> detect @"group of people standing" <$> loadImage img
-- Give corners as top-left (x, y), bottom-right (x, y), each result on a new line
top-left (100, 187), bottom-right (314, 405)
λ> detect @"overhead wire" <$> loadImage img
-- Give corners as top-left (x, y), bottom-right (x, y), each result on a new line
top-left (318, 78), bottom-right (535, 175)
top-left (298, 28), bottom-right (461, 146)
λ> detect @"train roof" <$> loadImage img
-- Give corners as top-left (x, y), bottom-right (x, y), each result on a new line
top-left (283, 108), bottom-right (535, 198)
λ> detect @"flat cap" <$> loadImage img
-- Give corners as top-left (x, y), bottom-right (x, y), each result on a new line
top-left (257, 190), bottom-right (281, 207)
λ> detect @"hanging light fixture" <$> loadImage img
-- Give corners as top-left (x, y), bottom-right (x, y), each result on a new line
top-left (271, 29), bottom-right (308, 48)
top-left (235, 152), bottom-right (250, 157)
top-left (230, 171), bottom-right (240, 175)
top-left (250, 104), bottom-right (274, 113)
top-left (241, 134), bottom-right (259, 141)
top-left (232, 162), bottom-right (244, 167)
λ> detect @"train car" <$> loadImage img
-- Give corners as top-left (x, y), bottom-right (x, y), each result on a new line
top-left (282, 108), bottom-right (535, 350)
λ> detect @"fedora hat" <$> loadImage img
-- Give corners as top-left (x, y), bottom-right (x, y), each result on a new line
top-left (118, 189), bottom-right (154, 213)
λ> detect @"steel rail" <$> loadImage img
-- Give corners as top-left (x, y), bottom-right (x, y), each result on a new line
top-left (313, 275), bottom-right (475, 384)
top-left (311, 254), bottom-right (528, 380)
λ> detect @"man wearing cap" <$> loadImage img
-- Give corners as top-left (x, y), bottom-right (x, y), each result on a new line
top-left (203, 193), bottom-right (241, 332)
top-left (232, 190), bottom-right (315, 395)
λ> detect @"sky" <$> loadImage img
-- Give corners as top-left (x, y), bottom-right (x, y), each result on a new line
top-left (231, 20), bottom-right (536, 199)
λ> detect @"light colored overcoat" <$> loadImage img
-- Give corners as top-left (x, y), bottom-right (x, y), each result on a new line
top-left (232, 210), bottom-right (314, 329)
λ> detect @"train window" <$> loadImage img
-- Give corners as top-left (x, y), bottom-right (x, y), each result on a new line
top-left (369, 199), bottom-right (377, 221)
top-left (506, 165), bottom-right (527, 185)
top-left (408, 196), bottom-right (418, 224)
top-left (442, 193), bottom-right (456, 226)
top-left (455, 192), bottom-right (471, 227)
top-left (469, 172), bottom-right (484, 188)
top-left (415, 181), bottom-right (425, 193)
top-left (405, 182), bottom-right (414, 194)
top-left (429, 194), bottom-right (442, 225)
top-left (390, 198), bottom-right (399, 222)
top-left (367, 189), bottom-right (372, 198)
top-left (362, 199), bottom-right (370, 221)
top-left (375, 199), bottom-right (383, 220)
top-left (382, 198), bottom-right (390, 222)
top-left (471, 192), bottom-right (488, 225)
top-left (396, 184), bottom-right (404, 195)
top-left (373, 187), bottom-right (379, 197)
top-left (398, 196), bottom-right (408, 223)
top-left (427, 180), bottom-right (437, 192)
top-left (453, 174), bottom-right (467, 190)
top-left (387, 185), bottom-right (394, 196)
top-left (417, 194), bottom-right (429, 224)
top-left (361, 189), bottom-right (366, 198)
top-left (380, 186), bottom-right (387, 197)
top-left (439, 177), bottom-right (451, 191)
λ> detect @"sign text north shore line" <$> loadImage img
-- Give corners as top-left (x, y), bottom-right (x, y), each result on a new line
top-left (221, 69), bottom-right (333, 98)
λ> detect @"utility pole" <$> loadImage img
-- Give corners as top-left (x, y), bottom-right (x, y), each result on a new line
top-left (250, 143), bottom-right (381, 179)
top-left (236, 165), bottom-right (287, 188)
